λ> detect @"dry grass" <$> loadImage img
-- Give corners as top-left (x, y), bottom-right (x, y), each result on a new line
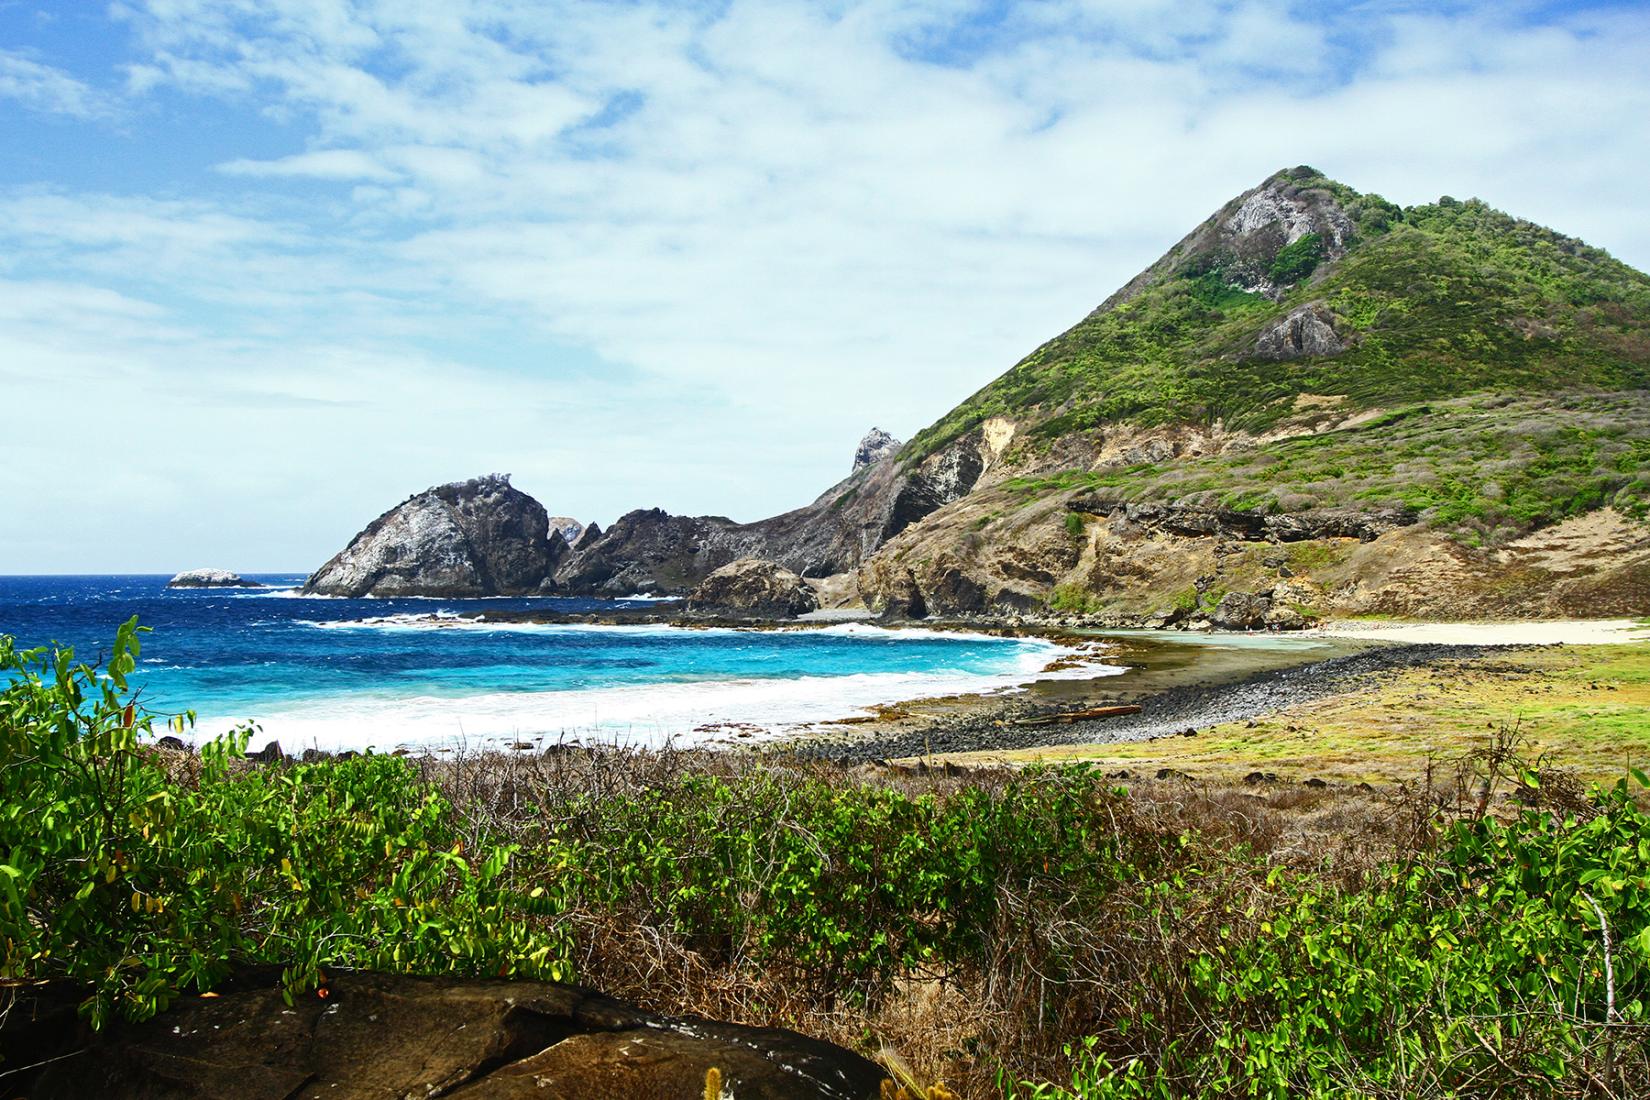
top-left (934, 641), bottom-right (1650, 788)
top-left (398, 742), bottom-right (1437, 1096)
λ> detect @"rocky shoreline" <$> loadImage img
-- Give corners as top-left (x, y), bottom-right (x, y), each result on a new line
top-left (779, 640), bottom-right (1495, 765)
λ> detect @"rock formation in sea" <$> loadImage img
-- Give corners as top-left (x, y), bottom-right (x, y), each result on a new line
top-left (167, 569), bottom-right (262, 588)
top-left (302, 474), bottom-right (567, 598)
top-left (686, 558), bottom-right (819, 618)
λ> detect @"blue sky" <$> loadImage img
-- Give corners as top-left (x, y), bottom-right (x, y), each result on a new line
top-left (2, 0), bottom-right (1648, 572)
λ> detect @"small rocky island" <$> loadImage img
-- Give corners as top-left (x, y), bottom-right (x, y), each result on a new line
top-left (302, 474), bottom-right (574, 598)
top-left (167, 569), bottom-right (262, 588)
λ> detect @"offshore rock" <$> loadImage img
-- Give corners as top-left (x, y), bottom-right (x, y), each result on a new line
top-left (686, 558), bottom-right (819, 618)
top-left (16, 970), bottom-right (885, 1100)
top-left (303, 474), bottom-right (567, 598)
top-left (167, 568), bottom-right (261, 588)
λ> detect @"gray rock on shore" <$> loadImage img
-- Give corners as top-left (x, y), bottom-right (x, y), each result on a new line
top-left (167, 569), bottom-right (262, 588)
top-left (687, 558), bottom-right (819, 618)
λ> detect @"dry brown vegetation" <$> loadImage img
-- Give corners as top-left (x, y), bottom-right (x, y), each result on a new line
top-left (399, 732), bottom-right (1645, 1098)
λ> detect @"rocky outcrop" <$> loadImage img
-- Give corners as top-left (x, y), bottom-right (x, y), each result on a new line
top-left (1095, 166), bottom-right (1361, 312)
top-left (553, 508), bottom-right (764, 595)
top-left (571, 521), bottom-right (602, 551)
top-left (303, 474), bottom-right (567, 598)
top-left (14, 969), bottom-right (884, 1100)
top-left (1066, 500), bottom-right (1417, 544)
top-left (546, 516), bottom-right (587, 546)
top-left (852, 427), bottom-right (902, 472)
top-left (1209, 590), bottom-right (1272, 630)
top-left (687, 558), bottom-right (819, 617)
top-left (554, 428), bottom-right (991, 595)
top-left (1255, 303), bottom-right (1348, 359)
top-left (167, 569), bottom-right (261, 588)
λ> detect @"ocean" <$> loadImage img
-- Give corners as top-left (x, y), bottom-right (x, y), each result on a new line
top-left (0, 575), bottom-right (1110, 753)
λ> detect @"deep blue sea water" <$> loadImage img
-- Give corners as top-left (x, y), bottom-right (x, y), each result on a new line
top-left (0, 575), bottom-right (1096, 751)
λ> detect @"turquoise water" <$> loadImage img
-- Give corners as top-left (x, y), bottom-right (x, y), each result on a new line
top-left (0, 575), bottom-right (1098, 751)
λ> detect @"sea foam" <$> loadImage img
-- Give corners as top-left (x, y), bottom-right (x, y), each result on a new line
top-left (184, 634), bottom-right (1120, 753)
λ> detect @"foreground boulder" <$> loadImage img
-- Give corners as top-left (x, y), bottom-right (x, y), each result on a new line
top-left (14, 970), bottom-right (884, 1100)
top-left (167, 568), bottom-right (261, 588)
top-left (688, 558), bottom-right (819, 617)
top-left (303, 474), bottom-right (567, 598)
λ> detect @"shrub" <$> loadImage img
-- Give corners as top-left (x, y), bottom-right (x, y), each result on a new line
top-left (0, 622), bottom-right (569, 1026)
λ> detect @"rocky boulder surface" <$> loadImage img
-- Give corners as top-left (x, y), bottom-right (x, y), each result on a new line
top-left (546, 515), bottom-right (587, 546)
top-left (1254, 302), bottom-right (1348, 359)
top-left (852, 427), bottom-right (902, 471)
top-left (303, 474), bottom-right (567, 598)
top-left (166, 569), bottom-right (262, 588)
top-left (687, 558), bottom-right (819, 617)
top-left (554, 425), bottom-right (991, 595)
top-left (13, 969), bottom-right (884, 1100)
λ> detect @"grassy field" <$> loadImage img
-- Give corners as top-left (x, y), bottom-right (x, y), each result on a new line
top-left (935, 641), bottom-right (1650, 786)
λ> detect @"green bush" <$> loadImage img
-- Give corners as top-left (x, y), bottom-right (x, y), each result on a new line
top-left (0, 622), bottom-right (569, 1026)
top-left (1266, 232), bottom-right (1325, 284)
top-left (1015, 773), bottom-right (1650, 1098)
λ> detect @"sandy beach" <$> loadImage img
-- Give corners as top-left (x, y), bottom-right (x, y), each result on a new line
top-left (1307, 617), bottom-right (1650, 646)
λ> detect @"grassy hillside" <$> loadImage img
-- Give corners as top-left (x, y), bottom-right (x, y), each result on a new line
top-left (1005, 390), bottom-right (1650, 544)
top-left (905, 168), bottom-right (1650, 483)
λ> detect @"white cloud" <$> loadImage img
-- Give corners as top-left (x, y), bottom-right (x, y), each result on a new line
top-left (4, 0), bottom-right (1649, 570)
top-left (0, 49), bottom-right (110, 117)
top-left (217, 148), bottom-right (399, 181)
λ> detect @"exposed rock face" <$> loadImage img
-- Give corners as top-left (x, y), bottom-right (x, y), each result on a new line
top-left (687, 558), bottom-right (819, 617)
top-left (167, 568), bottom-right (261, 588)
top-left (1210, 590), bottom-right (1271, 630)
top-left (1096, 167), bottom-right (1359, 311)
top-left (1066, 500), bottom-right (1417, 544)
top-left (546, 516), bottom-right (587, 546)
top-left (555, 428), bottom-right (991, 595)
top-left (852, 427), bottom-right (902, 472)
top-left (553, 508), bottom-right (763, 595)
top-left (303, 474), bottom-right (567, 598)
top-left (16, 970), bottom-right (884, 1100)
top-left (571, 521), bottom-right (602, 551)
top-left (1255, 303), bottom-right (1348, 359)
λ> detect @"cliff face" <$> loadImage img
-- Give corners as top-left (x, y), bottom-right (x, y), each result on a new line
top-left (550, 426), bottom-right (997, 595)
top-left (303, 474), bottom-right (567, 598)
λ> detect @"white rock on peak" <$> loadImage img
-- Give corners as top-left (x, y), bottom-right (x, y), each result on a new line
top-left (852, 428), bottom-right (902, 473)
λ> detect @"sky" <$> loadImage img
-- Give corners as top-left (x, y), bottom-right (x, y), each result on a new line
top-left (2, 0), bottom-right (1648, 573)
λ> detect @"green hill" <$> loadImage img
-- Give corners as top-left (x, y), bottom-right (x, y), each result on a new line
top-left (856, 169), bottom-right (1650, 621)
top-left (901, 167), bottom-right (1650, 541)
top-left (913, 166), bottom-right (1650, 451)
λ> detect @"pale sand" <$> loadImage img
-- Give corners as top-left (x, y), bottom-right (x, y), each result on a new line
top-left (1308, 618), bottom-right (1650, 647)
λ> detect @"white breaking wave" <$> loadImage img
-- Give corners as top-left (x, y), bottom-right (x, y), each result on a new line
top-left (184, 639), bottom-right (1120, 753)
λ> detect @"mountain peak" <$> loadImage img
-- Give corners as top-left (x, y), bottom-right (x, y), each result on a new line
top-left (852, 427), bottom-right (902, 472)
